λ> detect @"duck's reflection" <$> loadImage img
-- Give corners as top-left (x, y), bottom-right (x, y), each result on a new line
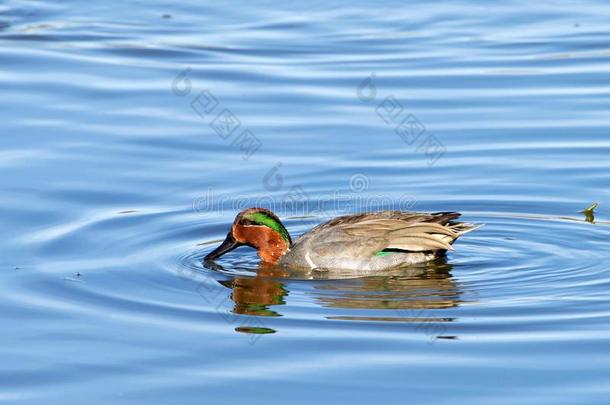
top-left (206, 259), bottom-right (465, 333)
top-left (316, 263), bottom-right (460, 338)
top-left (314, 262), bottom-right (461, 312)
top-left (217, 264), bottom-right (289, 317)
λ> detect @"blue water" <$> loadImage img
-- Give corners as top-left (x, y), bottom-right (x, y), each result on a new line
top-left (2, 0), bottom-right (610, 403)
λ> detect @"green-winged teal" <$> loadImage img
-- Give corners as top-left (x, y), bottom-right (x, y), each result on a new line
top-left (205, 208), bottom-right (479, 271)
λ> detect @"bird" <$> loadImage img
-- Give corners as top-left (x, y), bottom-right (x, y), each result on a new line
top-left (204, 207), bottom-right (479, 272)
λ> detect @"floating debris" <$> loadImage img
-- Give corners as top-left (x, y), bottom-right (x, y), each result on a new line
top-left (64, 272), bottom-right (83, 282)
top-left (580, 203), bottom-right (598, 223)
top-left (235, 326), bottom-right (276, 335)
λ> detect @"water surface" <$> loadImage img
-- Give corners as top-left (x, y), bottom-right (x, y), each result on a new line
top-left (2, 0), bottom-right (610, 403)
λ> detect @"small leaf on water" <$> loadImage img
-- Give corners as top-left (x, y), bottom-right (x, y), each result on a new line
top-left (580, 202), bottom-right (598, 223)
top-left (580, 202), bottom-right (599, 214)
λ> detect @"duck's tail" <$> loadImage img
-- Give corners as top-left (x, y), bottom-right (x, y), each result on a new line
top-left (448, 222), bottom-right (483, 235)
top-left (430, 211), bottom-right (483, 236)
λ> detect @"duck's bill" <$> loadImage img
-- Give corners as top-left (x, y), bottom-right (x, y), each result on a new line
top-left (205, 233), bottom-right (241, 261)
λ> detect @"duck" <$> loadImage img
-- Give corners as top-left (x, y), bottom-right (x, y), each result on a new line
top-left (204, 207), bottom-right (479, 272)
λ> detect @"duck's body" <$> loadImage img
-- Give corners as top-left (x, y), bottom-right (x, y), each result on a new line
top-left (205, 208), bottom-right (478, 272)
top-left (279, 211), bottom-right (475, 271)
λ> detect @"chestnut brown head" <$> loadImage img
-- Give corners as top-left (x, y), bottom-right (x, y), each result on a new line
top-left (205, 208), bottom-right (292, 264)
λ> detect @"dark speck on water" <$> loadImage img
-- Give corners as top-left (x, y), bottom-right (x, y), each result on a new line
top-left (1, 0), bottom-right (610, 403)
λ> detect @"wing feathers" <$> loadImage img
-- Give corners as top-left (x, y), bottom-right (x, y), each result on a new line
top-left (387, 234), bottom-right (455, 252)
top-left (303, 211), bottom-right (479, 258)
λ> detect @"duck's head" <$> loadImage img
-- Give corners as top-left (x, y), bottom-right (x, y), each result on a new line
top-left (205, 208), bottom-right (292, 264)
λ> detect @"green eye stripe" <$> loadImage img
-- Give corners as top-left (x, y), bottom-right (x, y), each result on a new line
top-left (244, 212), bottom-right (290, 244)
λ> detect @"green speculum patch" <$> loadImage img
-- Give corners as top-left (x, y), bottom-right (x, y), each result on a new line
top-left (374, 248), bottom-right (407, 257)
